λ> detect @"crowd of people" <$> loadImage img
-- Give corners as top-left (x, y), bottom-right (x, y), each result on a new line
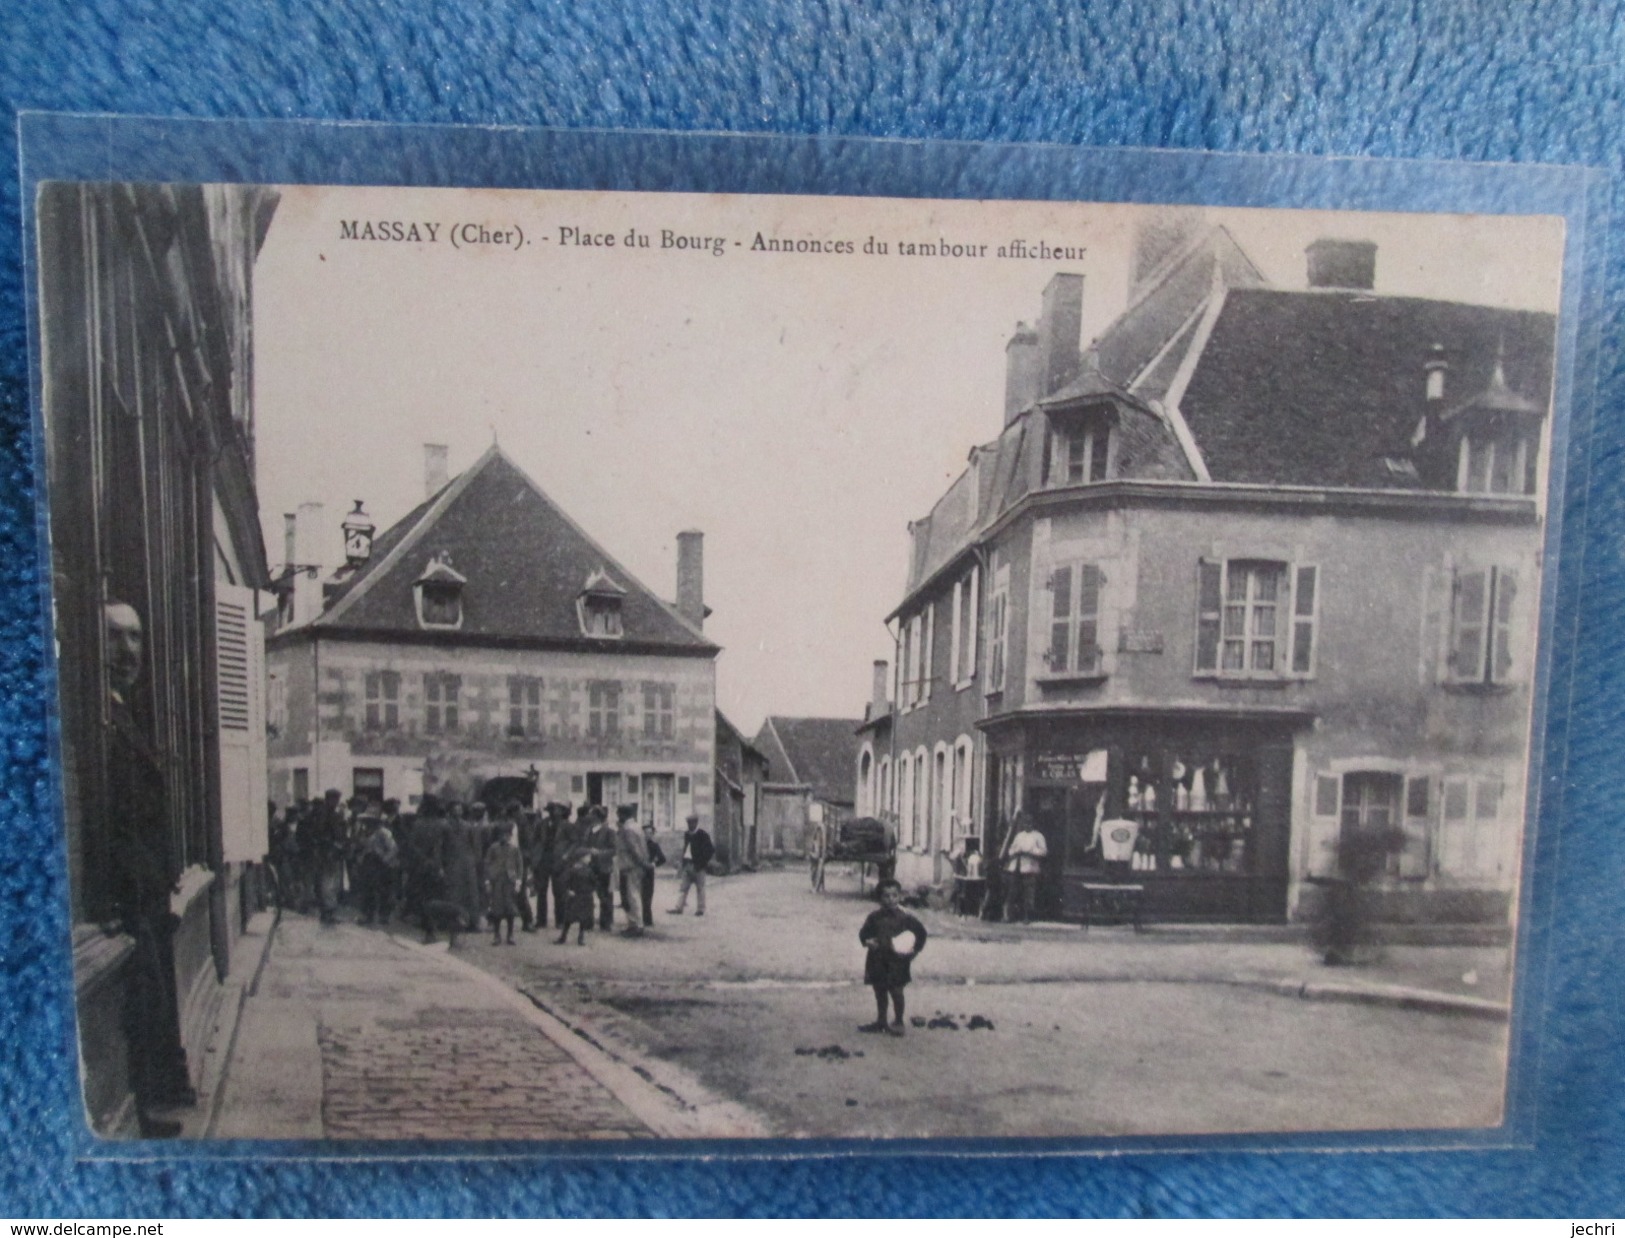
top-left (266, 792), bottom-right (716, 947)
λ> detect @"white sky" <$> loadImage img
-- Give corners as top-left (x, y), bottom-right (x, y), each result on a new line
top-left (252, 187), bottom-right (1564, 736)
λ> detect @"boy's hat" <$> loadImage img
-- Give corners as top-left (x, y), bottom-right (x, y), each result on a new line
top-left (685, 813), bottom-right (700, 825)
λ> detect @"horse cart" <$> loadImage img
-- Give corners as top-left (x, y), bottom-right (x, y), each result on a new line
top-left (809, 816), bottom-right (897, 893)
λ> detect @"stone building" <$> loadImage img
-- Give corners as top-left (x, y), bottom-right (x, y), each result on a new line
top-left (38, 180), bottom-right (279, 1133)
top-left (752, 716), bottom-right (864, 855)
top-left (864, 221), bottom-right (1554, 925)
top-left (265, 446), bottom-right (720, 833)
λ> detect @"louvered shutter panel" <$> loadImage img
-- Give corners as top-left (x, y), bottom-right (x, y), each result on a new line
top-left (966, 565), bottom-right (980, 678)
top-left (1306, 774), bottom-right (1342, 878)
top-left (1049, 565), bottom-right (1073, 671)
top-left (217, 583), bottom-right (268, 863)
top-left (1195, 559), bottom-right (1222, 673)
top-left (1078, 564), bottom-right (1103, 673)
top-left (1450, 569), bottom-right (1490, 682)
top-left (1490, 567), bottom-right (1519, 684)
top-left (1290, 564), bottom-right (1319, 676)
top-left (1436, 777), bottom-right (1471, 877)
top-left (1399, 776), bottom-right (1432, 879)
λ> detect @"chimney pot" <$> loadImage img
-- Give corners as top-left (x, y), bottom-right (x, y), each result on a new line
top-left (1004, 322), bottom-right (1041, 426)
top-left (676, 530), bottom-right (704, 629)
top-left (1036, 273), bottom-right (1085, 399)
top-left (424, 443), bottom-right (449, 499)
top-left (871, 660), bottom-right (890, 715)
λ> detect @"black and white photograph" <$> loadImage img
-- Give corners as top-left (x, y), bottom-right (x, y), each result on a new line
top-left (35, 179), bottom-right (1565, 1144)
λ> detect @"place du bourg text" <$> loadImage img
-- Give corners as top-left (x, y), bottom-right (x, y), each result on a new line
top-left (336, 218), bottom-right (1086, 262)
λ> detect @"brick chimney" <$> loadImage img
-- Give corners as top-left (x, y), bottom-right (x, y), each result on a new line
top-left (676, 530), bottom-right (704, 629)
top-left (1036, 273), bottom-right (1085, 398)
top-left (1004, 321), bottom-right (1040, 425)
top-left (870, 659), bottom-right (890, 718)
top-left (291, 500), bottom-right (325, 625)
top-left (424, 443), bottom-right (449, 499)
top-left (1306, 239), bottom-right (1377, 291)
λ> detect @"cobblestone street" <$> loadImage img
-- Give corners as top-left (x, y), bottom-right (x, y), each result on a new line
top-left (211, 915), bottom-right (671, 1141)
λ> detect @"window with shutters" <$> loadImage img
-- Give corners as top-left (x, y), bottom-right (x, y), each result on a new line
top-left (986, 565), bottom-right (1010, 694)
top-left (365, 670), bottom-right (401, 731)
top-left (1195, 558), bottom-right (1318, 680)
top-left (507, 675), bottom-right (542, 737)
top-left (952, 566), bottom-right (979, 688)
top-left (1043, 562), bottom-right (1105, 677)
top-left (588, 680), bottom-right (620, 739)
top-left (642, 681), bottom-right (675, 739)
top-left (1447, 566), bottom-right (1519, 686)
top-left (423, 672), bottom-right (460, 733)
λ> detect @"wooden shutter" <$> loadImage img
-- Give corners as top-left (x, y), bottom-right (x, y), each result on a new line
top-left (922, 604), bottom-right (935, 701)
top-left (1490, 567), bottom-right (1519, 684)
top-left (1436, 777), bottom-right (1471, 877)
top-left (1470, 778), bottom-right (1504, 880)
top-left (1290, 564), bottom-right (1319, 676)
top-left (1195, 559), bottom-right (1222, 674)
top-left (1306, 774), bottom-right (1342, 878)
top-left (1399, 775), bottom-right (1432, 879)
top-left (216, 583), bottom-right (267, 864)
top-left (1048, 564), bottom-right (1073, 671)
top-left (1078, 564), bottom-right (1103, 673)
top-left (965, 565), bottom-right (980, 678)
top-left (949, 579), bottom-right (962, 686)
top-left (1450, 568), bottom-right (1490, 682)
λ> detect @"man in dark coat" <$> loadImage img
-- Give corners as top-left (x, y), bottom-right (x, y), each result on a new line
top-left (543, 803), bottom-right (583, 930)
top-left (668, 813), bottom-right (715, 916)
top-left (527, 802), bottom-right (567, 930)
top-left (103, 601), bottom-right (193, 1138)
top-left (583, 806), bottom-right (618, 931)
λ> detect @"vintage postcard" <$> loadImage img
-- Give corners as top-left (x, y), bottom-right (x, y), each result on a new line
top-left (33, 175), bottom-right (1568, 1145)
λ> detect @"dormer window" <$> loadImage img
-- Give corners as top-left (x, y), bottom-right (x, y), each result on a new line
top-left (1045, 412), bottom-right (1112, 486)
top-left (578, 568), bottom-right (626, 639)
top-left (1458, 431), bottom-right (1535, 496)
top-left (414, 552), bottom-right (465, 630)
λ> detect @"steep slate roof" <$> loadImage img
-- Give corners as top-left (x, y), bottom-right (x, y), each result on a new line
top-left (753, 716), bottom-right (863, 806)
top-left (306, 445), bottom-right (717, 652)
top-left (1180, 290), bottom-right (1556, 489)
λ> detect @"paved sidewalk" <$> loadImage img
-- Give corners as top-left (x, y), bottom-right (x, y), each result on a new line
top-left (208, 913), bottom-right (760, 1141)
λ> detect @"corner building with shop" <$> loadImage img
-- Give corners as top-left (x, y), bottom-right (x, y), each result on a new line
top-left (862, 223), bottom-right (1554, 926)
top-left (266, 445), bottom-right (719, 831)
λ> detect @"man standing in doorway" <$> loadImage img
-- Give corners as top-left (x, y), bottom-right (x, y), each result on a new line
top-left (1004, 812), bottom-right (1048, 924)
top-left (668, 813), bottom-right (714, 917)
top-left (103, 601), bottom-right (194, 1138)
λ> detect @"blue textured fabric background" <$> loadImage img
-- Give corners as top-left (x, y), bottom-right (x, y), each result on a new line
top-left (2, 0), bottom-right (1623, 1218)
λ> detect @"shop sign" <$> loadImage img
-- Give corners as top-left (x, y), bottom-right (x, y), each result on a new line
top-left (1119, 629), bottom-right (1165, 654)
top-left (1034, 749), bottom-right (1109, 782)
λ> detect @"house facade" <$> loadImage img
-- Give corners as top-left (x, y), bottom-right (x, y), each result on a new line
top-left (866, 222), bottom-right (1554, 925)
top-left (714, 710), bottom-right (769, 870)
top-left (39, 181), bottom-right (278, 1134)
top-left (752, 716), bottom-right (864, 855)
top-left (266, 447), bottom-right (720, 834)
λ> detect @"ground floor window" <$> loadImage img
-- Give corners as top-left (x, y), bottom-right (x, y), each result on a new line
top-left (352, 767), bottom-right (384, 805)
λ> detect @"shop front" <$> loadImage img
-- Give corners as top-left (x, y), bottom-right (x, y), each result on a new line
top-left (980, 709), bottom-right (1310, 924)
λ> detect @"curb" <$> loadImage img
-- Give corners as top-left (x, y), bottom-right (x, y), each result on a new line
top-left (391, 934), bottom-right (770, 1139)
top-left (1251, 975), bottom-right (1510, 1020)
